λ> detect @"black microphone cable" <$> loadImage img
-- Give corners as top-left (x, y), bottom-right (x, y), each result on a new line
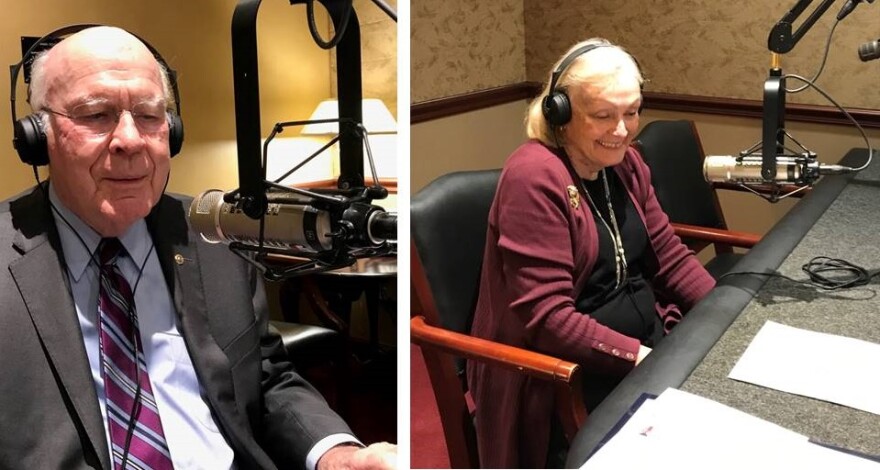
top-left (306, 0), bottom-right (354, 49)
top-left (717, 256), bottom-right (880, 291)
top-left (785, 17), bottom-right (841, 94)
top-left (782, 73), bottom-right (875, 173)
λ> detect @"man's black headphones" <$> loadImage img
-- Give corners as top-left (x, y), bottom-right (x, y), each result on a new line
top-left (9, 24), bottom-right (184, 166)
top-left (541, 43), bottom-right (612, 128)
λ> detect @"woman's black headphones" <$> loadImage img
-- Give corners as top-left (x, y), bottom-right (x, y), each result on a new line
top-left (541, 43), bottom-right (644, 128)
top-left (541, 43), bottom-right (611, 128)
top-left (9, 24), bottom-right (184, 166)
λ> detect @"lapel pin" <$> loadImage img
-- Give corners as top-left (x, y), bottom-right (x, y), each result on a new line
top-left (566, 185), bottom-right (580, 209)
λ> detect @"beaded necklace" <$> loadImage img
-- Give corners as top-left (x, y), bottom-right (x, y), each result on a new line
top-left (580, 169), bottom-right (628, 288)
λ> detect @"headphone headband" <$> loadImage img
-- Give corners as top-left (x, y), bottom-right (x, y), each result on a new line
top-left (9, 24), bottom-right (184, 165)
top-left (542, 42), bottom-right (643, 128)
top-left (546, 43), bottom-right (609, 100)
top-left (9, 24), bottom-right (182, 118)
top-left (542, 43), bottom-right (612, 128)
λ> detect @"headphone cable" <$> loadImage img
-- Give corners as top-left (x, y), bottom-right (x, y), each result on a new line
top-left (34, 169), bottom-right (159, 468)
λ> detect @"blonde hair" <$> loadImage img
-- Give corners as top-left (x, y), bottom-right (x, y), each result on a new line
top-left (526, 38), bottom-right (643, 147)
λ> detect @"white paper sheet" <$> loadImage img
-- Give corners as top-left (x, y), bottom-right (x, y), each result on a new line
top-left (581, 388), bottom-right (880, 470)
top-left (728, 320), bottom-right (880, 415)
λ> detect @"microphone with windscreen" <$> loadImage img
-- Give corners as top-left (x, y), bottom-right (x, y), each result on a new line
top-left (189, 189), bottom-right (336, 253)
top-left (189, 189), bottom-right (397, 258)
top-left (703, 154), bottom-right (855, 186)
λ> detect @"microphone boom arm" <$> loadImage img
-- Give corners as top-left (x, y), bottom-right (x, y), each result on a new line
top-left (231, 0), bottom-right (368, 219)
top-left (768, 0), bottom-right (838, 54)
top-left (762, 0), bottom-right (843, 184)
top-left (219, 0), bottom-right (397, 279)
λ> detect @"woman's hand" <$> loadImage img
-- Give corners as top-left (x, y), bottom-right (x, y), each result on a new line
top-left (636, 345), bottom-right (652, 365)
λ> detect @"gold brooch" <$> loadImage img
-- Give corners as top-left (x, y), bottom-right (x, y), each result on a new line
top-left (566, 185), bottom-right (579, 209)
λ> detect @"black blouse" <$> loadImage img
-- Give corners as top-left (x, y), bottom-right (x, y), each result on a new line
top-left (575, 170), bottom-right (663, 347)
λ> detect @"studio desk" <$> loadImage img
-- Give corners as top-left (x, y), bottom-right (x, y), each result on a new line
top-left (567, 148), bottom-right (880, 467)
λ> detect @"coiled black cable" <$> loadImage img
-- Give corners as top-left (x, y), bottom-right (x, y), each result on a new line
top-left (718, 256), bottom-right (880, 291)
top-left (306, 0), bottom-right (354, 50)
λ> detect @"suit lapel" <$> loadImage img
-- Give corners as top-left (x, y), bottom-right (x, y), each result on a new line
top-left (9, 190), bottom-right (110, 470)
top-left (148, 196), bottom-right (268, 468)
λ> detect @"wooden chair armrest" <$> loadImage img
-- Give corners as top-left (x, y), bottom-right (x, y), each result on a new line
top-left (672, 222), bottom-right (761, 249)
top-left (410, 316), bottom-right (579, 384)
top-left (301, 278), bottom-right (349, 333)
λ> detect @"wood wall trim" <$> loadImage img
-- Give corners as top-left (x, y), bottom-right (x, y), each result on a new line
top-left (296, 177), bottom-right (398, 193)
top-left (411, 83), bottom-right (537, 124)
top-left (644, 91), bottom-right (880, 128)
top-left (412, 81), bottom-right (880, 129)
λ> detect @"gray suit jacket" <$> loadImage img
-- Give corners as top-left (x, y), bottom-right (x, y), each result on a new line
top-left (0, 185), bottom-right (351, 469)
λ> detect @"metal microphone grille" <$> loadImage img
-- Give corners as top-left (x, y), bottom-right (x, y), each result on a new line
top-left (195, 189), bottom-right (223, 214)
top-left (189, 190), bottom-right (226, 243)
top-left (858, 39), bottom-right (880, 62)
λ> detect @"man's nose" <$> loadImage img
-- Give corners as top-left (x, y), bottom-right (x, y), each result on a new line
top-left (108, 111), bottom-right (146, 152)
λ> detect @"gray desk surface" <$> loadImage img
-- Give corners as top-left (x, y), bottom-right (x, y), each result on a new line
top-left (567, 148), bottom-right (879, 467)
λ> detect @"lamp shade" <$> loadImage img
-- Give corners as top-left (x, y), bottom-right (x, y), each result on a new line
top-left (301, 98), bottom-right (397, 135)
top-left (264, 137), bottom-right (333, 184)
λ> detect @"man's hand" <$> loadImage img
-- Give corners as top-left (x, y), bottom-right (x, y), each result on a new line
top-left (317, 442), bottom-right (397, 470)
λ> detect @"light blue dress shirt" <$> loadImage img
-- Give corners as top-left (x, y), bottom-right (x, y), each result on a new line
top-left (49, 186), bottom-right (358, 469)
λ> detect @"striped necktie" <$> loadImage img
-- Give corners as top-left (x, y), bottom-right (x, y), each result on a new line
top-left (97, 238), bottom-right (174, 469)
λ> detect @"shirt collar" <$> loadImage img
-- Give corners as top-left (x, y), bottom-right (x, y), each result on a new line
top-left (49, 183), bottom-right (152, 282)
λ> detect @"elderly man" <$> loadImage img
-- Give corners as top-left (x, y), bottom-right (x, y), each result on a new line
top-left (0, 26), bottom-right (395, 469)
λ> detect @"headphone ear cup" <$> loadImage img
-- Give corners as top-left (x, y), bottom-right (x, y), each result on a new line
top-left (542, 90), bottom-right (572, 127)
top-left (13, 114), bottom-right (49, 166)
top-left (167, 112), bottom-right (184, 158)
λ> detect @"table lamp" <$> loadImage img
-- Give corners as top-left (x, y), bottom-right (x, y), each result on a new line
top-left (301, 98), bottom-right (398, 182)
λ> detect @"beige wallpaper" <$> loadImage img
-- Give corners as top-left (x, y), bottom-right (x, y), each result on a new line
top-left (524, 0), bottom-right (879, 109)
top-left (411, 0), bottom-right (526, 103)
top-left (330, 0), bottom-right (398, 117)
top-left (411, 100), bottom-right (529, 191)
top-left (410, 0), bottom-right (879, 107)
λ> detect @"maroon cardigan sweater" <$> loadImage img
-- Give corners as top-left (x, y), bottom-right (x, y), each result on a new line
top-left (467, 141), bottom-right (715, 468)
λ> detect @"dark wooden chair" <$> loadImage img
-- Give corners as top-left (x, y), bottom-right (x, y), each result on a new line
top-left (634, 119), bottom-right (764, 278)
top-left (270, 320), bottom-right (350, 418)
top-left (270, 320), bottom-right (342, 366)
top-left (410, 169), bottom-right (586, 468)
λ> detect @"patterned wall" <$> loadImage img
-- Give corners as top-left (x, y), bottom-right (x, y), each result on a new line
top-left (411, 0), bottom-right (526, 103)
top-left (331, 0), bottom-right (398, 117)
top-left (412, 0), bottom-right (879, 109)
top-left (524, 0), bottom-right (879, 109)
